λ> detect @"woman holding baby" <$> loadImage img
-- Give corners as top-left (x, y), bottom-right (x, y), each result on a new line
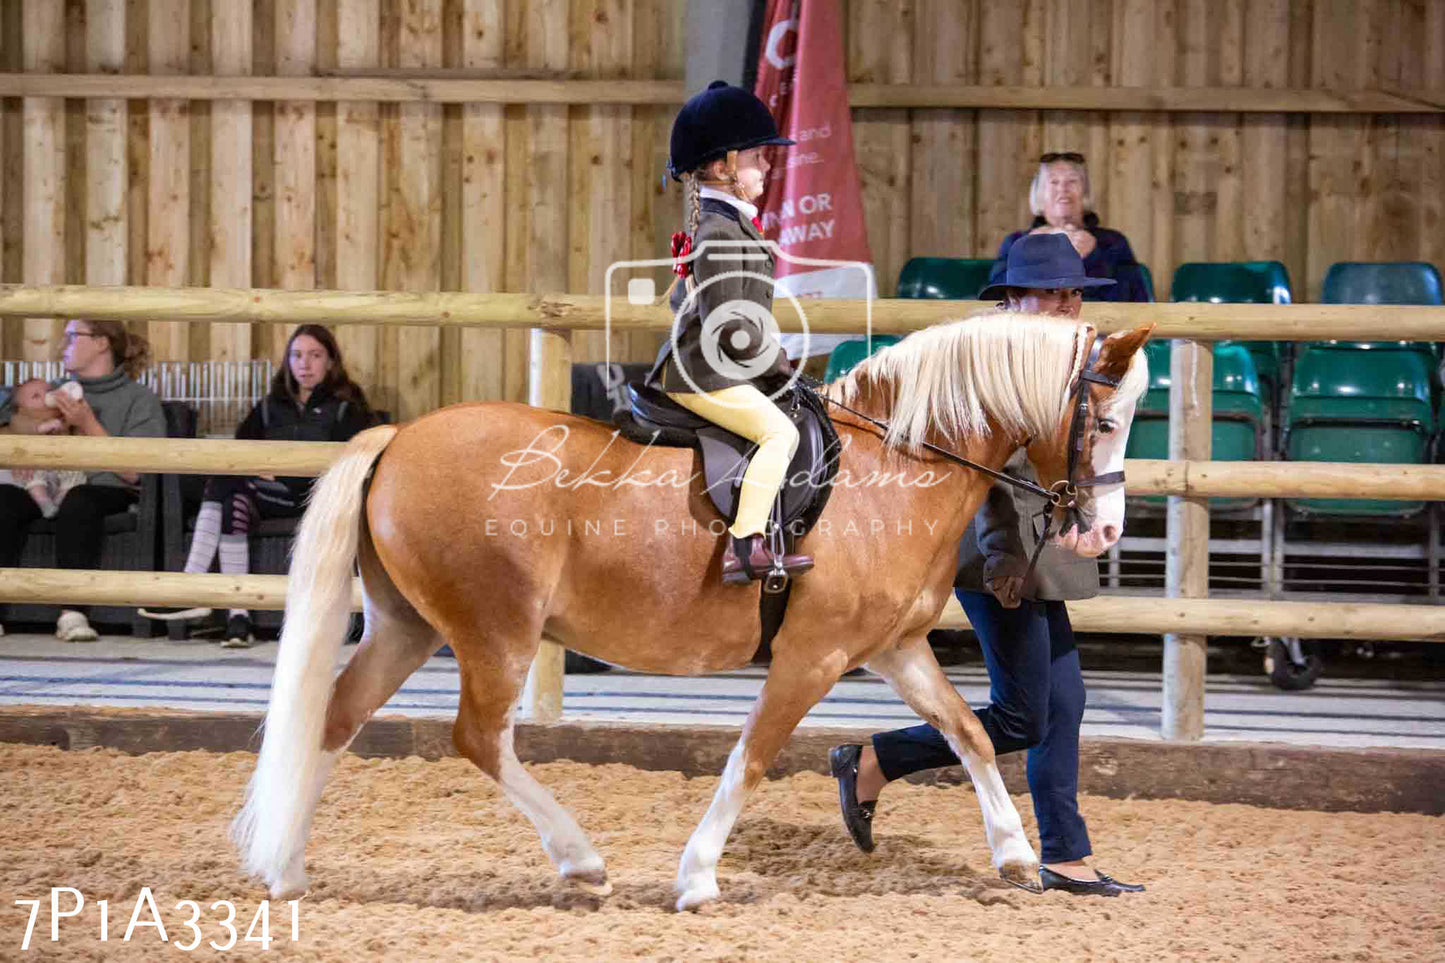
top-left (0, 319), bottom-right (165, 641)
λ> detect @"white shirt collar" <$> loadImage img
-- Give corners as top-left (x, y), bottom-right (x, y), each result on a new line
top-left (699, 185), bottom-right (758, 222)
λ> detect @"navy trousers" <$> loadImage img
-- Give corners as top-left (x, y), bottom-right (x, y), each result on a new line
top-left (872, 589), bottom-right (1091, 864)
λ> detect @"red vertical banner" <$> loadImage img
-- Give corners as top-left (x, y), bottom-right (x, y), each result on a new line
top-left (753, 0), bottom-right (875, 356)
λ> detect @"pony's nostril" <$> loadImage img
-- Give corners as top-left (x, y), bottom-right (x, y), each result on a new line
top-left (1102, 524), bottom-right (1120, 543)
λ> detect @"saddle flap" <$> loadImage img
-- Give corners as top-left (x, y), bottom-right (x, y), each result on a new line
top-left (626, 383), bottom-right (711, 431)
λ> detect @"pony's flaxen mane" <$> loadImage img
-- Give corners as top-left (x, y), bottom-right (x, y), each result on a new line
top-left (828, 312), bottom-right (1147, 453)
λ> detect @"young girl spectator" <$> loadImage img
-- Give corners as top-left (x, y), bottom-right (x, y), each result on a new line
top-left (141, 324), bottom-right (375, 647)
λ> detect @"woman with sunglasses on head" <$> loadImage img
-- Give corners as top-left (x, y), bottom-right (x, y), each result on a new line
top-left (991, 152), bottom-right (1152, 304)
top-left (0, 320), bottom-right (166, 641)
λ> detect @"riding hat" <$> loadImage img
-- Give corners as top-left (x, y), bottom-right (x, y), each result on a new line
top-left (667, 80), bottom-right (795, 182)
top-left (978, 233), bottom-right (1116, 300)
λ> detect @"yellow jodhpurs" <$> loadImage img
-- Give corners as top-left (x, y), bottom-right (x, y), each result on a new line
top-left (667, 385), bottom-right (800, 538)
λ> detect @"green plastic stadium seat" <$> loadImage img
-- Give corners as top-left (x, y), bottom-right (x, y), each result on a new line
top-left (824, 335), bottom-right (902, 383)
top-left (896, 258), bottom-right (995, 300)
top-left (1285, 345), bottom-right (1435, 517)
top-left (1126, 340), bottom-right (1264, 510)
top-left (1171, 260), bottom-right (1293, 392)
top-left (1135, 262), bottom-right (1156, 303)
top-left (1319, 261), bottom-right (1442, 360)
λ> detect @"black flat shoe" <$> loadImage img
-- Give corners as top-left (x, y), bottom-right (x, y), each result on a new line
top-left (1039, 866), bottom-right (1145, 897)
top-left (828, 744), bottom-right (877, 854)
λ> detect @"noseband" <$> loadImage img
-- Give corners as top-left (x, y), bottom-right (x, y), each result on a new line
top-left (812, 333), bottom-right (1126, 586)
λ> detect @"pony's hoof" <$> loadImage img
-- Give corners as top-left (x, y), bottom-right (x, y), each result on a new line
top-left (567, 876), bottom-right (613, 897)
top-left (675, 881), bottom-right (720, 912)
top-left (561, 856), bottom-right (611, 897)
top-left (998, 860), bottom-right (1042, 894)
top-left (269, 880), bottom-right (308, 901)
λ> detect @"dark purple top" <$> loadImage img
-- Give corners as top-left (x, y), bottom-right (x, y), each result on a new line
top-left (993, 214), bottom-right (1153, 303)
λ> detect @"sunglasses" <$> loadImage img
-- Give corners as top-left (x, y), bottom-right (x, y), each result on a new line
top-left (1040, 152), bottom-right (1086, 164)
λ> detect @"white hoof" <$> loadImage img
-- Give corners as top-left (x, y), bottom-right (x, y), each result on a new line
top-left (994, 835), bottom-right (1040, 893)
top-left (269, 858), bottom-right (308, 900)
top-left (560, 855), bottom-right (611, 897)
top-left (675, 880), bottom-right (720, 912)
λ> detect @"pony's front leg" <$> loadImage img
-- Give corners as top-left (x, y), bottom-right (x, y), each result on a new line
top-left (676, 648), bottom-right (845, 911)
top-left (866, 635), bottom-right (1040, 890)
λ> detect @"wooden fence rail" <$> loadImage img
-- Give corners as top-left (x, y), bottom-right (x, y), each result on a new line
top-left (0, 568), bottom-right (1438, 643)
top-left (5, 435), bottom-right (1445, 501)
top-left (2, 284), bottom-right (1445, 342)
top-left (1, 76), bottom-right (1441, 114)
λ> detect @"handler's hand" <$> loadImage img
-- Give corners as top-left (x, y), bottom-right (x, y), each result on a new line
top-left (987, 575), bottom-right (1024, 609)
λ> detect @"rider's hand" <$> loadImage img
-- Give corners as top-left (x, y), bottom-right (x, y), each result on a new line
top-left (986, 575), bottom-right (1024, 609)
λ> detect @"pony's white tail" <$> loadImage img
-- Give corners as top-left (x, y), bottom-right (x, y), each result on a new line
top-left (230, 424), bottom-right (398, 895)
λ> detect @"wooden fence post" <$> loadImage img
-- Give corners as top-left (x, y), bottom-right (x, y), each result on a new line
top-left (521, 326), bottom-right (572, 723)
top-left (1163, 338), bottom-right (1213, 740)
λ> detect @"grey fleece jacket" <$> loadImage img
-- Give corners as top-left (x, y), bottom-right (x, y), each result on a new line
top-left (0, 368), bottom-right (165, 490)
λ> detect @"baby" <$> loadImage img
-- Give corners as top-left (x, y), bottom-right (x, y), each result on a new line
top-left (1, 379), bottom-right (87, 519)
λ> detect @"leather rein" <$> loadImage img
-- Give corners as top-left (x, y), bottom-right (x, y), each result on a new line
top-left (810, 334), bottom-right (1125, 585)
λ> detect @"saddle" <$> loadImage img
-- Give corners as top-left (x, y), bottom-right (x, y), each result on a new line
top-left (615, 380), bottom-right (842, 646)
top-left (616, 381), bottom-right (841, 543)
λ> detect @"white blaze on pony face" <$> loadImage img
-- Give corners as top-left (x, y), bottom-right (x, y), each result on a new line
top-left (1046, 326), bottom-right (1153, 559)
top-left (1051, 390), bottom-right (1140, 557)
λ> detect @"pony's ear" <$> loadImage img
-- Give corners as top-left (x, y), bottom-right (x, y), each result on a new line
top-left (1097, 324), bottom-right (1154, 383)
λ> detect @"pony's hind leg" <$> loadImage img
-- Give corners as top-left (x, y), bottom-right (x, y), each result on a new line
top-left (269, 553), bottom-right (443, 897)
top-left (451, 656), bottom-right (611, 896)
top-left (676, 645), bottom-right (846, 912)
top-left (866, 634), bottom-right (1040, 890)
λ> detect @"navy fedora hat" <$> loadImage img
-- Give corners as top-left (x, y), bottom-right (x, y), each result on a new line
top-left (978, 233), bottom-right (1116, 300)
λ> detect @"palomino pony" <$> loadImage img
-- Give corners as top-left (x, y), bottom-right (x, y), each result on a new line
top-left (232, 313), bottom-right (1151, 911)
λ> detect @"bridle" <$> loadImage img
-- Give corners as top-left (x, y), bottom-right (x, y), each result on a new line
top-left (811, 332), bottom-right (1125, 585)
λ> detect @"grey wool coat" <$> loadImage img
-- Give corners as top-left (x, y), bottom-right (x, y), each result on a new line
top-left (955, 450), bottom-right (1101, 601)
top-left (655, 198), bottom-right (792, 394)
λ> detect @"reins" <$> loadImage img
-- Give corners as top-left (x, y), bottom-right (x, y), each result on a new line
top-left (806, 332), bottom-right (1125, 586)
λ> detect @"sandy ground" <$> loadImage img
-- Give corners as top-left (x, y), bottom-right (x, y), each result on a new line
top-left (2, 744), bottom-right (1442, 962)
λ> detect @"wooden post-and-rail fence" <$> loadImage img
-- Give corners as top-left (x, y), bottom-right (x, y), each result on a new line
top-left (1, 285), bottom-right (1443, 735)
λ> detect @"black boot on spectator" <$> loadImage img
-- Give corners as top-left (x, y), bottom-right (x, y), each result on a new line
top-left (220, 614), bottom-right (254, 649)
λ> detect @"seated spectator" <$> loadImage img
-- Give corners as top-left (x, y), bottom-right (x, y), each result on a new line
top-left (0, 379), bottom-right (88, 518)
top-left (0, 320), bottom-right (166, 641)
top-left (991, 152), bottom-right (1152, 303)
top-left (141, 324), bottom-right (375, 648)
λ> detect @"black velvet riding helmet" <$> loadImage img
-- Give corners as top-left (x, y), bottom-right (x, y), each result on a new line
top-left (667, 80), bottom-right (795, 181)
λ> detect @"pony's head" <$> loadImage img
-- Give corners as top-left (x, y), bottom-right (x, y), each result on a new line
top-left (830, 312), bottom-right (1152, 558)
top-left (1022, 322), bottom-right (1152, 558)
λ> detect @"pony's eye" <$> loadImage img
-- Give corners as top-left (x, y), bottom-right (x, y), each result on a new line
top-left (1098, 420), bottom-right (1116, 435)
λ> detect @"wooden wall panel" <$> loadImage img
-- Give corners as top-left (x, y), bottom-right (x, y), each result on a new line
top-left (273, 0), bottom-right (317, 360)
top-left (1240, 0), bottom-right (1290, 278)
top-left (908, 0), bottom-right (977, 259)
top-left (209, 0), bottom-right (250, 363)
top-left (457, 0), bottom-right (504, 402)
top-left (974, 0), bottom-right (1044, 269)
top-left (850, 0), bottom-right (915, 296)
top-left (383, 0), bottom-right (442, 422)
top-left (568, 0), bottom-right (631, 366)
top-left (86, 0), bottom-right (128, 288)
top-left (23, 0), bottom-right (67, 363)
top-left (4, 0), bottom-right (1444, 414)
top-left (145, 0), bottom-right (189, 360)
top-left (333, 0), bottom-right (381, 398)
